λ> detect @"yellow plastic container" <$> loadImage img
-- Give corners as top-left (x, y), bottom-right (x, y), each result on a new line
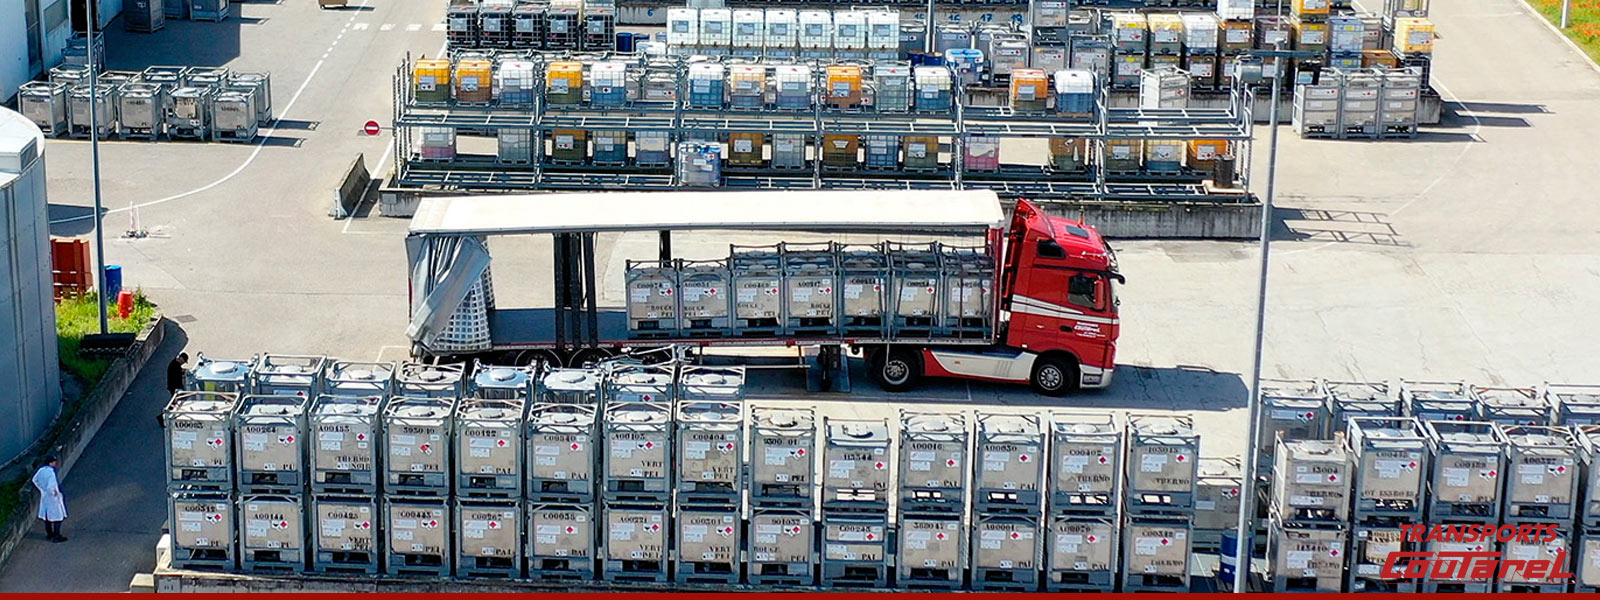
top-left (825, 65), bottom-right (864, 109)
top-left (902, 136), bottom-right (940, 170)
top-left (821, 134), bottom-right (860, 168)
top-left (1392, 17), bottom-right (1434, 55)
top-left (1008, 69), bottom-right (1049, 112)
top-left (412, 58), bottom-right (452, 103)
top-left (1292, 19), bottom-right (1328, 53)
top-left (1104, 139), bottom-right (1143, 172)
top-left (1362, 49), bottom-right (1400, 69)
top-left (1290, 0), bottom-right (1329, 19)
top-left (728, 132), bottom-right (765, 167)
top-left (1146, 13), bottom-right (1184, 53)
top-left (1186, 140), bottom-right (1229, 164)
top-left (1048, 138), bottom-right (1088, 172)
top-left (454, 58), bottom-right (493, 103)
top-left (545, 61), bottom-right (585, 105)
top-left (550, 129), bottom-right (588, 163)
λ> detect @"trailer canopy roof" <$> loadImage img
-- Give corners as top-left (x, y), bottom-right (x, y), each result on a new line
top-left (407, 190), bottom-right (1007, 236)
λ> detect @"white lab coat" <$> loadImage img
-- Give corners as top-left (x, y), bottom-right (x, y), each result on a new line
top-left (32, 465), bottom-right (66, 522)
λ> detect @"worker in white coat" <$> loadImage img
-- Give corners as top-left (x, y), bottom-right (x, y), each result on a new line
top-left (31, 456), bottom-right (67, 543)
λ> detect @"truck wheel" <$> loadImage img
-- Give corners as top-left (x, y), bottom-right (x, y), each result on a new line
top-left (873, 349), bottom-right (921, 392)
top-left (1030, 356), bottom-right (1078, 397)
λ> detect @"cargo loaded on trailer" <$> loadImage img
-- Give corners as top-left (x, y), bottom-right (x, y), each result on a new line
top-left (404, 190), bottom-right (1120, 395)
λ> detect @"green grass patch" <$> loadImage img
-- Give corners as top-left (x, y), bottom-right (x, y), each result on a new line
top-left (1528, 0), bottom-right (1600, 64)
top-left (56, 290), bottom-right (157, 384)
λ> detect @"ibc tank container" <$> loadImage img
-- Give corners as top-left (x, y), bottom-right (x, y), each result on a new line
top-left (947, 49), bottom-right (985, 86)
top-left (471, 362), bottom-right (534, 401)
top-left (667, 8), bottom-right (699, 48)
top-left (118, 83), bottom-right (164, 135)
top-left (606, 364), bottom-right (675, 404)
top-left (678, 259), bottom-right (734, 333)
top-left (635, 130), bottom-right (671, 166)
top-left (1392, 17), bottom-right (1434, 56)
top-left (412, 58), bottom-right (452, 103)
top-left (867, 11), bottom-right (898, 51)
top-left (170, 494), bottom-right (234, 569)
top-left (384, 498), bottom-right (449, 576)
top-left (975, 413), bottom-right (1045, 510)
top-left (526, 403), bottom-right (597, 497)
top-left (676, 397), bottom-right (745, 495)
top-left (676, 507), bottom-right (741, 581)
top-left (781, 242), bottom-right (839, 335)
top-left (235, 394), bottom-right (309, 491)
top-left (168, 87), bottom-right (212, 139)
top-left (602, 400), bottom-right (672, 494)
top-left (545, 61), bottom-right (585, 105)
top-left (418, 127), bottom-right (457, 161)
top-left (1048, 412), bottom-right (1121, 512)
top-left (730, 245), bottom-right (783, 332)
top-left (733, 9), bottom-right (764, 51)
top-left (455, 501), bottom-right (521, 577)
top-left (837, 244), bottom-right (889, 335)
top-left (68, 84), bottom-right (115, 138)
top-left (602, 503), bottom-right (668, 577)
top-left (592, 130), bottom-right (628, 166)
top-left (311, 496), bottom-right (377, 573)
top-left (1048, 138), bottom-right (1089, 172)
top-left (899, 411), bottom-right (969, 507)
top-left (676, 141), bottom-right (722, 187)
top-left (1147, 13), bottom-right (1183, 55)
top-left (821, 134), bottom-right (859, 168)
top-left (1032, 45), bottom-right (1067, 75)
top-left (771, 133), bottom-right (806, 169)
top-left (528, 503), bottom-right (594, 577)
top-left (211, 90), bottom-right (259, 141)
top-left (834, 12), bottom-right (867, 52)
top-left (550, 129), bottom-right (588, 164)
top-left (872, 63), bottom-right (911, 112)
top-left (765, 9), bottom-right (798, 54)
top-left (687, 63), bottom-right (727, 108)
top-left (498, 129), bottom-right (535, 164)
top-left (1110, 12), bottom-right (1148, 53)
top-left (914, 66), bottom-right (952, 112)
top-left (825, 65), bottom-right (864, 109)
top-left (1145, 139), bottom-right (1183, 172)
top-left (750, 407), bottom-right (815, 501)
top-left (395, 362), bottom-right (464, 398)
top-left (935, 24), bottom-right (971, 54)
top-left (239, 495), bottom-right (304, 571)
top-left (700, 8), bottom-right (733, 48)
top-left (939, 244), bottom-right (994, 333)
top-left (863, 135), bottom-right (898, 170)
top-left (454, 58), bottom-right (493, 103)
top-left (1053, 69), bottom-right (1095, 115)
top-left (166, 391), bottom-right (240, 488)
top-left (964, 136), bottom-right (1000, 171)
top-left (823, 417), bottom-right (892, 501)
top-left (189, 354), bottom-right (255, 393)
top-left (728, 65), bottom-right (767, 109)
top-left (308, 394), bottom-right (382, 494)
top-left (383, 397), bottom-right (455, 491)
top-left (1125, 414), bottom-right (1199, 505)
top-left (323, 361), bottom-right (393, 399)
top-left (889, 243), bottom-right (940, 330)
top-left (902, 136), bottom-right (940, 171)
top-left (625, 260), bottom-right (678, 335)
top-left (590, 62), bottom-right (628, 107)
top-left (798, 10), bottom-right (832, 51)
top-left (1104, 139), bottom-right (1143, 172)
top-left (536, 367), bottom-right (601, 404)
top-left (1181, 13), bottom-right (1219, 53)
top-left (992, 40), bottom-right (1029, 78)
top-left (456, 398), bottom-right (526, 494)
top-left (1009, 68), bottom-right (1049, 112)
top-left (774, 65), bottom-right (813, 110)
top-left (18, 82), bottom-right (67, 136)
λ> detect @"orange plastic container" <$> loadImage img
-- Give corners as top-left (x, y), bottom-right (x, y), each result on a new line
top-left (825, 65), bottom-right (864, 109)
top-left (1008, 69), bottom-right (1050, 112)
top-left (454, 59), bottom-right (493, 103)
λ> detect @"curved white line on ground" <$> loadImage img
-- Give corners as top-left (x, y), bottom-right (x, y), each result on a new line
top-left (49, 0), bottom-right (372, 226)
top-left (1278, 77), bottom-right (1484, 255)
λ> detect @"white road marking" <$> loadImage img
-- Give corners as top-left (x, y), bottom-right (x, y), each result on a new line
top-left (352, 22), bottom-right (370, 30)
top-left (380, 23), bottom-right (394, 31)
top-left (407, 23), bottom-right (422, 31)
top-left (432, 23), bottom-right (447, 31)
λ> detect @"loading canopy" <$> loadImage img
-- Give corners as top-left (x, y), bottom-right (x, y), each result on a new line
top-left (406, 189), bottom-right (1008, 237)
top-left (404, 189), bottom-right (1007, 350)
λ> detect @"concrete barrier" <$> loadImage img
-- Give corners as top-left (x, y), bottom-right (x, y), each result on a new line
top-left (1038, 198), bottom-right (1264, 240)
top-left (328, 153), bottom-right (372, 219)
top-left (0, 316), bottom-right (167, 569)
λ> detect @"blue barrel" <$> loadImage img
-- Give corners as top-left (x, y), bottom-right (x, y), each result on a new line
top-left (616, 32), bottom-right (637, 53)
top-left (1218, 531), bottom-right (1239, 585)
top-left (103, 265), bottom-right (123, 301)
top-left (908, 51), bottom-right (926, 66)
top-left (922, 52), bottom-right (945, 66)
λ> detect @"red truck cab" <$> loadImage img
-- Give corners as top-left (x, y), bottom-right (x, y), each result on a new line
top-left (869, 200), bottom-right (1121, 396)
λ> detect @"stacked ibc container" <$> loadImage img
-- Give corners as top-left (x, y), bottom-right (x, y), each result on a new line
top-left (971, 413), bottom-right (1044, 591)
top-left (1255, 379), bottom-right (1332, 505)
top-left (1122, 414), bottom-right (1197, 592)
top-left (526, 366), bottom-right (601, 580)
top-left (1324, 380), bottom-right (1403, 434)
top-left (1493, 424), bottom-right (1581, 592)
top-left (1549, 384), bottom-right (1600, 427)
top-left (1216, 0), bottom-right (1253, 90)
top-left (1402, 379), bottom-right (1476, 424)
top-left (382, 382), bottom-right (457, 577)
top-left (820, 416), bottom-right (893, 588)
top-left (1413, 420), bottom-right (1504, 593)
top-left (748, 406), bottom-right (818, 586)
top-left (1290, 0), bottom-right (1330, 75)
top-left (166, 390), bottom-right (243, 570)
top-left (453, 363), bottom-right (532, 579)
top-left (234, 393), bottom-right (311, 572)
top-left (1046, 413), bottom-right (1120, 591)
top-left (1576, 425), bottom-right (1600, 593)
top-left (673, 367), bottom-right (746, 585)
top-left (307, 360), bottom-right (393, 575)
top-left (600, 364), bottom-right (675, 583)
top-left (896, 411), bottom-right (967, 590)
top-left (1107, 12), bottom-right (1146, 89)
top-left (1181, 13), bottom-right (1220, 90)
top-left (1347, 417), bottom-right (1427, 591)
top-left (1267, 437), bottom-right (1350, 592)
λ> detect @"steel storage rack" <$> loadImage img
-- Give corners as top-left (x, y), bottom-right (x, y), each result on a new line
top-left (896, 410), bottom-right (966, 590)
top-left (310, 495), bottom-right (379, 574)
top-left (238, 494), bottom-right (305, 573)
top-left (234, 394), bottom-right (310, 495)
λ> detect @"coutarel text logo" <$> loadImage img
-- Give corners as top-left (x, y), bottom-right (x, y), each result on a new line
top-left (1381, 523), bottom-right (1574, 582)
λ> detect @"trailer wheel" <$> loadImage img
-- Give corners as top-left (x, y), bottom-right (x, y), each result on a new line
top-left (872, 349), bottom-right (921, 392)
top-left (1030, 355), bottom-right (1078, 397)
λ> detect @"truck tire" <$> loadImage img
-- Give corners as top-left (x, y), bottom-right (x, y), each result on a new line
top-left (1030, 355), bottom-right (1078, 397)
top-left (872, 349), bottom-right (921, 392)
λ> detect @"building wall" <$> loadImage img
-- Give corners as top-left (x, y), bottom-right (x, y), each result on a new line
top-left (1, 0), bottom-right (95, 103)
top-left (0, 107), bottom-right (61, 464)
top-left (0, 0), bottom-right (30, 103)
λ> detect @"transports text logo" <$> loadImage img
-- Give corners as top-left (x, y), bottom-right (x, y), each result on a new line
top-left (1380, 523), bottom-right (1574, 582)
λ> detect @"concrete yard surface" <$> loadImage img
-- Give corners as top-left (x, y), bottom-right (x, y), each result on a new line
top-left (3, 0), bottom-right (1598, 591)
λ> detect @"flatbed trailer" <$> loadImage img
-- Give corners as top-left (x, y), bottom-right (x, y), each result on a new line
top-left (405, 190), bottom-right (1121, 395)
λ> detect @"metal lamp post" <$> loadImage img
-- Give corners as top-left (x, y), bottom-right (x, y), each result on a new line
top-left (79, 0), bottom-right (109, 335)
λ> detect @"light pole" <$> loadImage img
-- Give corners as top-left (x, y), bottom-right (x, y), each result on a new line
top-left (81, 0), bottom-right (109, 334)
top-left (1230, 43), bottom-right (1318, 593)
top-left (1562, 0), bottom-right (1572, 28)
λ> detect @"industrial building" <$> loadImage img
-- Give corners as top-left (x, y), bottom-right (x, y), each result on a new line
top-left (0, 105), bottom-right (61, 465)
top-left (0, 0), bottom-right (114, 103)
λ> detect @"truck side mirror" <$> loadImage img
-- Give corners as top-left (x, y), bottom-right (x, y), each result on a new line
top-left (1036, 239), bottom-right (1065, 259)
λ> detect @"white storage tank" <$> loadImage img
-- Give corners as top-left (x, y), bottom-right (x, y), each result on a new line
top-left (765, 9), bottom-right (799, 56)
top-left (0, 109), bottom-right (60, 465)
top-left (833, 11), bottom-right (867, 53)
top-left (699, 8), bottom-right (733, 49)
top-left (733, 9), bottom-right (764, 53)
top-left (667, 8), bottom-right (699, 48)
top-left (799, 10), bottom-right (832, 54)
